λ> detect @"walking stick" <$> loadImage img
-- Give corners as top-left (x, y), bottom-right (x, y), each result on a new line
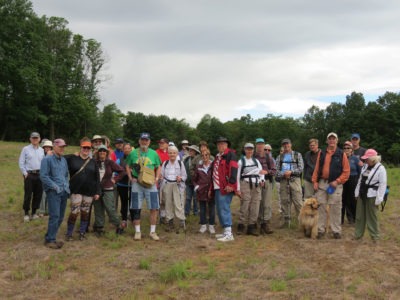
top-left (286, 179), bottom-right (292, 228)
top-left (86, 200), bottom-right (94, 233)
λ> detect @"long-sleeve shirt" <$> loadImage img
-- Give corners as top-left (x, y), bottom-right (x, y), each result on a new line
top-left (40, 154), bottom-right (70, 194)
top-left (19, 144), bottom-right (44, 176)
top-left (275, 151), bottom-right (304, 180)
top-left (237, 157), bottom-right (264, 191)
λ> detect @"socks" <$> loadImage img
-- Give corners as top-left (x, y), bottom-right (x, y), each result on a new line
top-left (150, 225), bottom-right (156, 233)
top-left (135, 225), bottom-right (141, 233)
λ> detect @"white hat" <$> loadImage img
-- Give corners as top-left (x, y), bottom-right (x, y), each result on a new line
top-left (244, 143), bottom-right (254, 149)
top-left (42, 140), bottom-right (53, 148)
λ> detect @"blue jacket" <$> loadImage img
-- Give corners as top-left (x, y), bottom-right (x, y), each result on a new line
top-left (40, 154), bottom-right (70, 194)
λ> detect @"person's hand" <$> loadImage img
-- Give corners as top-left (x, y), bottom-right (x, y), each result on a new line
top-left (330, 180), bottom-right (338, 188)
top-left (130, 177), bottom-right (137, 183)
top-left (260, 170), bottom-right (268, 175)
top-left (111, 178), bottom-right (115, 184)
top-left (225, 186), bottom-right (233, 193)
top-left (236, 191), bottom-right (241, 198)
top-left (24, 174), bottom-right (29, 179)
top-left (208, 190), bottom-right (212, 198)
top-left (260, 181), bottom-right (265, 188)
top-left (176, 176), bottom-right (182, 183)
top-left (313, 182), bottom-right (319, 191)
top-left (284, 171), bottom-right (292, 179)
top-left (93, 194), bottom-right (100, 200)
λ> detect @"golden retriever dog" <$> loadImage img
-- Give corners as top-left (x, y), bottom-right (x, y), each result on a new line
top-left (298, 197), bottom-right (319, 239)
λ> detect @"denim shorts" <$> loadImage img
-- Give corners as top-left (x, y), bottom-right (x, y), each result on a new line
top-left (130, 182), bottom-right (160, 210)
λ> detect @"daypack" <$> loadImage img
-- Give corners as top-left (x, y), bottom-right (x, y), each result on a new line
top-left (162, 160), bottom-right (183, 182)
top-left (240, 156), bottom-right (260, 188)
top-left (363, 164), bottom-right (389, 212)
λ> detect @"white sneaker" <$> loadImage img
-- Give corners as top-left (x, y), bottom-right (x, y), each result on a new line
top-left (215, 233), bottom-right (225, 239)
top-left (217, 234), bottom-right (234, 242)
top-left (31, 214), bottom-right (39, 220)
top-left (134, 232), bottom-right (141, 240)
top-left (199, 225), bottom-right (207, 233)
top-left (23, 215), bottom-right (30, 223)
top-left (149, 232), bottom-right (160, 241)
top-left (208, 225), bottom-right (216, 234)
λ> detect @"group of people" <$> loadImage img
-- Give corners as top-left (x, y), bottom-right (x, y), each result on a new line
top-left (18, 130), bottom-right (387, 249)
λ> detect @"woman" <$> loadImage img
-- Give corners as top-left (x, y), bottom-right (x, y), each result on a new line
top-left (236, 143), bottom-right (264, 236)
top-left (93, 145), bottom-right (126, 235)
top-left (342, 141), bottom-right (361, 224)
top-left (65, 138), bottom-right (101, 241)
top-left (354, 149), bottom-right (387, 241)
top-left (192, 149), bottom-right (215, 234)
top-left (160, 146), bottom-right (187, 233)
top-left (116, 143), bottom-right (133, 229)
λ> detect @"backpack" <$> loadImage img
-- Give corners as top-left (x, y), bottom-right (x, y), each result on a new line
top-left (364, 164), bottom-right (389, 212)
top-left (240, 156), bottom-right (260, 188)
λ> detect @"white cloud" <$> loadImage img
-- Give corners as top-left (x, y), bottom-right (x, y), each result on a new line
top-left (31, 0), bottom-right (400, 127)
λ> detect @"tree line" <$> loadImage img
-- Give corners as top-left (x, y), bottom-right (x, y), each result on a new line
top-left (1, 0), bottom-right (400, 164)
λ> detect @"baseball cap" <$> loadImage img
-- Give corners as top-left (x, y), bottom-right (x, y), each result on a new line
top-left (281, 138), bottom-right (291, 145)
top-left (114, 138), bottom-right (124, 144)
top-left (53, 138), bottom-right (67, 147)
top-left (327, 132), bottom-right (338, 139)
top-left (98, 145), bottom-right (109, 152)
top-left (30, 132), bottom-right (40, 138)
top-left (81, 141), bottom-right (92, 148)
top-left (265, 144), bottom-right (272, 150)
top-left (244, 143), bottom-right (254, 149)
top-left (181, 140), bottom-right (189, 145)
top-left (255, 138), bottom-right (265, 144)
top-left (140, 132), bottom-right (150, 140)
top-left (351, 133), bottom-right (360, 139)
top-left (361, 149), bottom-right (378, 160)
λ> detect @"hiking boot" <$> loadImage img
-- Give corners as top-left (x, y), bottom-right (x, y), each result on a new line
top-left (134, 231), bottom-right (142, 240)
top-left (199, 224), bottom-right (207, 233)
top-left (116, 227), bottom-right (124, 235)
top-left (165, 219), bottom-right (175, 232)
top-left (237, 224), bottom-right (245, 235)
top-left (56, 241), bottom-right (64, 248)
top-left (65, 234), bottom-right (73, 241)
top-left (24, 215), bottom-right (30, 223)
top-left (317, 232), bottom-right (325, 240)
top-left (149, 232), bottom-right (160, 241)
top-left (333, 232), bottom-right (341, 239)
top-left (217, 234), bottom-right (234, 242)
top-left (176, 221), bottom-right (186, 234)
top-left (247, 224), bottom-right (259, 236)
top-left (279, 218), bottom-right (290, 229)
top-left (121, 221), bottom-right (127, 229)
top-left (79, 233), bottom-right (86, 241)
top-left (208, 225), bottom-right (216, 234)
top-left (45, 242), bottom-right (61, 249)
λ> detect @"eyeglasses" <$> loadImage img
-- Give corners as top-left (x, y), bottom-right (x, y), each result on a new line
top-left (343, 147), bottom-right (352, 150)
top-left (264, 149), bottom-right (271, 152)
top-left (82, 147), bottom-right (91, 150)
top-left (98, 149), bottom-right (107, 153)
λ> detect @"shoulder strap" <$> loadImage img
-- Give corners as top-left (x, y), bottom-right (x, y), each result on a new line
top-left (367, 164), bottom-right (381, 186)
top-left (70, 158), bottom-right (91, 181)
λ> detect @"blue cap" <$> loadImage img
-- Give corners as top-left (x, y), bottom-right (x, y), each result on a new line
top-left (140, 132), bottom-right (150, 140)
top-left (255, 138), bottom-right (265, 144)
top-left (327, 186), bottom-right (336, 195)
top-left (351, 133), bottom-right (360, 139)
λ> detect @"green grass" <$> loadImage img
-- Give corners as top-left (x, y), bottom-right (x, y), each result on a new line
top-left (270, 279), bottom-right (287, 292)
top-left (138, 258), bottom-right (151, 270)
top-left (159, 260), bottom-right (193, 283)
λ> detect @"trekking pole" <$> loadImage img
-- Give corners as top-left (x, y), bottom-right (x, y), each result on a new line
top-left (86, 200), bottom-right (94, 233)
top-left (286, 179), bottom-right (292, 228)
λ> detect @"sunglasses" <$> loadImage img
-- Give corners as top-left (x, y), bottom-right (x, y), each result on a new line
top-left (82, 146), bottom-right (91, 150)
top-left (264, 149), bottom-right (271, 152)
top-left (343, 147), bottom-right (352, 150)
top-left (98, 149), bottom-right (108, 153)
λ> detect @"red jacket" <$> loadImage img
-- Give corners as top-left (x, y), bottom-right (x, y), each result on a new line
top-left (192, 162), bottom-right (213, 201)
top-left (211, 148), bottom-right (238, 195)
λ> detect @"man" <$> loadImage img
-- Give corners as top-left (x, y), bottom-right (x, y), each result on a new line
top-left (211, 137), bottom-right (238, 242)
top-left (156, 138), bottom-right (170, 163)
top-left (303, 138), bottom-right (321, 198)
top-left (179, 140), bottom-right (190, 160)
top-left (351, 133), bottom-right (367, 160)
top-left (40, 139), bottom-right (70, 249)
top-left (126, 132), bottom-right (161, 241)
top-left (113, 138), bottom-right (125, 162)
top-left (312, 132), bottom-right (350, 239)
top-left (183, 145), bottom-right (200, 216)
top-left (275, 138), bottom-right (304, 228)
top-left (19, 132), bottom-right (45, 222)
top-left (254, 138), bottom-right (276, 235)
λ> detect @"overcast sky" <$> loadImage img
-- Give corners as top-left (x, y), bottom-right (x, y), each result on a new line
top-left (30, 0), bottom-right (400, 127)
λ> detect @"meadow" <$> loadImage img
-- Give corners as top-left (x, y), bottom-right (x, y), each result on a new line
top-left (0, 141), bottom-right (399, 299)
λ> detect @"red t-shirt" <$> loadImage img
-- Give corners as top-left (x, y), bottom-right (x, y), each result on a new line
top-left (156, 149), bottom-right (169, 163)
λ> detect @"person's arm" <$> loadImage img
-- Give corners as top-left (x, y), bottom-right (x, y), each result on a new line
top-left (18, 147), bottom-right (27, 177)
top-left (94, 161), bottom-right (101, 200)
top-left (236, 159), bottom-right (242, 192)
top-left (375, 166), bottom-right (387, 205)
top-left (227, 152), bottom-right (238, 192)
top-left (312, 151), bottom-right (322, 190)
top-left (110, 160), bottom-right (126, 183)
top-left (40, 157), bottom-right (59, 192)
top-left (292, 152), bottom-right (304, 176)
top-left (335, 153), bottom-right (350, 185)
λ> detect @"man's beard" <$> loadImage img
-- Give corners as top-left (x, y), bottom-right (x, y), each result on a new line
top-left (140, 144), bottom-right (148, 151)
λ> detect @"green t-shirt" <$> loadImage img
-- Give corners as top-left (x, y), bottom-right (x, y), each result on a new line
top-left (126, 148), bottom-right (161, 177)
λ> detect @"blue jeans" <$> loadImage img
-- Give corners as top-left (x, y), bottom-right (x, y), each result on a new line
top-left (185, 185), bottom-right (198, 215)
top-left (214, 189), bottom-right (233, 228)
top-left (199, 200), bottom-right (215, 225)
top-left (45, 190), bottom-right (68, 243)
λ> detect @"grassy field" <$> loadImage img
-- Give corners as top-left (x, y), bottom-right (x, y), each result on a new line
top-left (1, 141), bottom-right (399, 299)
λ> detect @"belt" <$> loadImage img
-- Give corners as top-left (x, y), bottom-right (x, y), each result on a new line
top-left (165, 179), bottom-right (177, 183)
top-left (27, 170), bottom-right (40, 174)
